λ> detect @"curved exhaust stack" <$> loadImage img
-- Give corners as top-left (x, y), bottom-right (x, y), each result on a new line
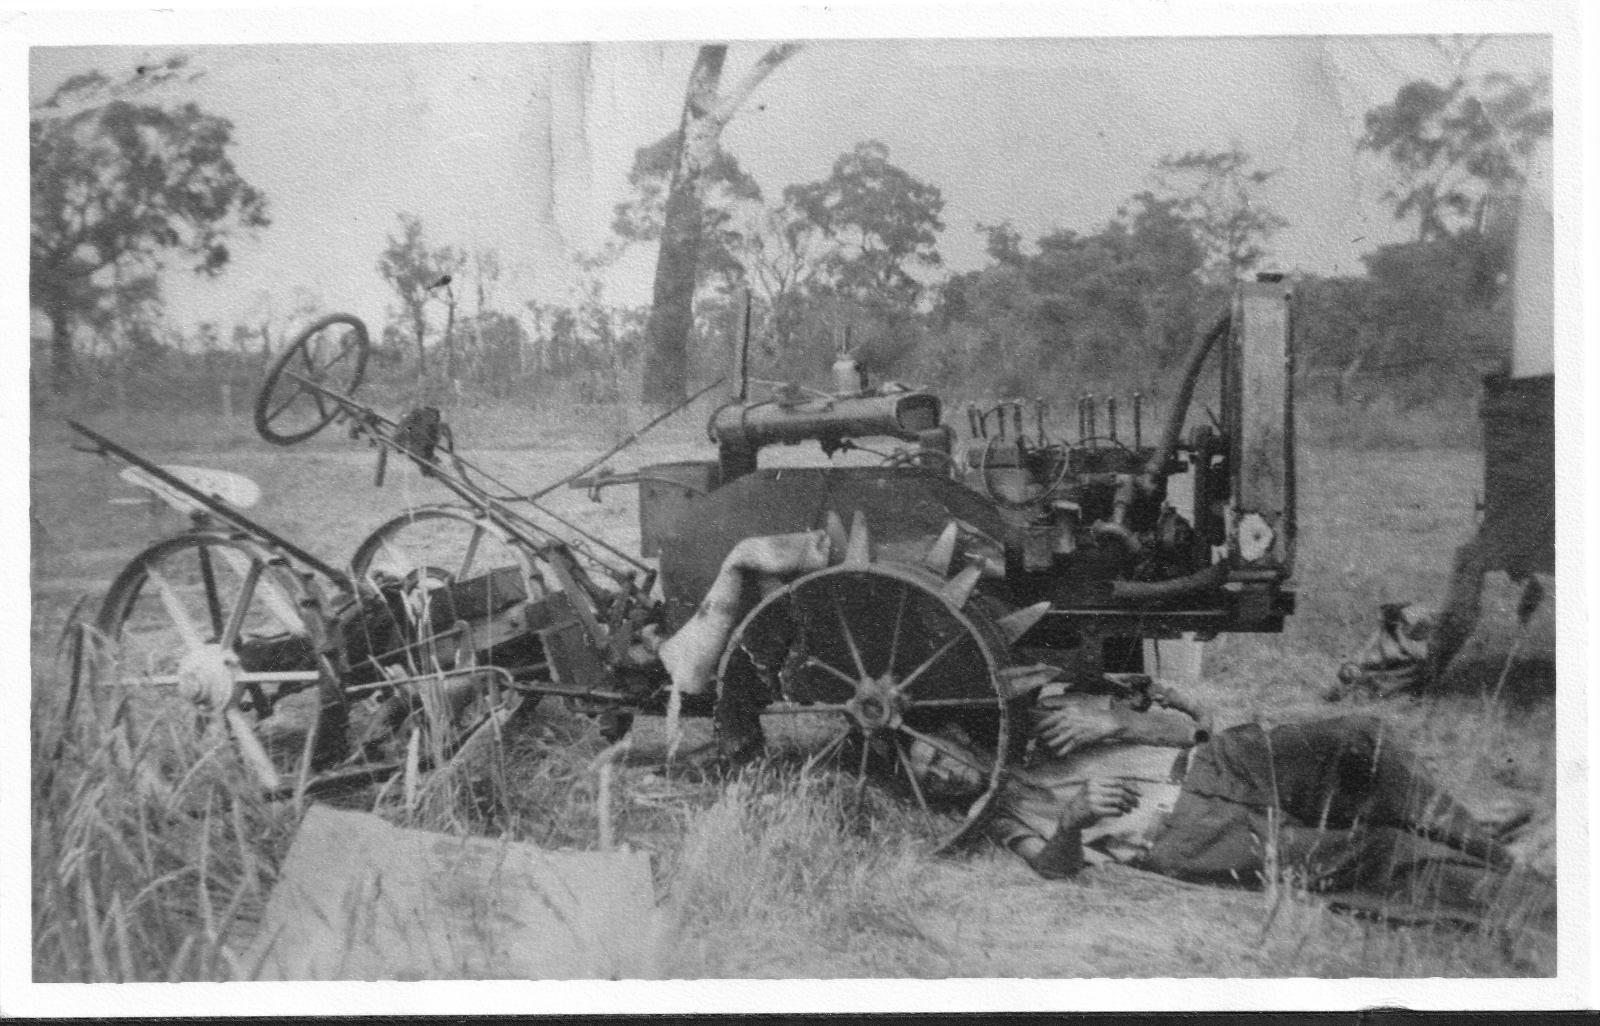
top-left (1142, 308), bottom-right (1232, 490)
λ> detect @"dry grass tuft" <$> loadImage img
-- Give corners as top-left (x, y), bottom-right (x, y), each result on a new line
top-left (656, 766), bottom-right (956, 977)
top-left (31, 644), bottom-right (301, 982)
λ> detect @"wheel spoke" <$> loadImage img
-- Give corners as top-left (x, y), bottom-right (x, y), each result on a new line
top-left (893, 736), bottom-right (931, 813)
top-left (760, 701), bottom-right (853, 715)
top-left (297, 345), bottom-right (331, 417)
top-left (803, 656), bottom-right (863, 692)
top-left (215, 547), bottom-right (304, 634)
top-left (898, 724), bottom-right (994, 777)
top-left (225, 707), bottom-right (284, 791)
top-left (459, 524), bottom-right (485, 580)
top-left (853, 735), bottom-right (872, 797)
top-left (145, 564), bottom-right (203, 652)
top-left (220, 561), bottom-right (264, 648)
top-left (831, 591), bottom-right (869, 681)
top-left (891, 630), bottom-right (967, 697)
top-left (886, 585), bottom-right (909, 676)
top-left (265, 383), bottom-right (309, 422)
top-left (100, 670), bottom-right (320, 687)
top-left (195, 545), bottom-right (226, 640)
top-left (802, 725), bottom-right (851, 774)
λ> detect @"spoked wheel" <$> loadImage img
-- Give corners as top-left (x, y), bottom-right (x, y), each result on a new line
top-left (717, 515), bottom-right (1041, 851)
top-left (348, 505), bottom-right (551, 778)
top-left (350, 505), bottom-right (547, 672)
top-left (254, 313), bottom-right (370, 446)
top-left (93, 532), bottom-right (349, 794)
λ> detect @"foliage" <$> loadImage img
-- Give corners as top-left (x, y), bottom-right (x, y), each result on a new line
top-left (1277, 75), bottom-right (1545, 408)
top-left (929, 197), bottom-right (1211, 396)
top-left (727, 200), bottom-right (832, 357)
top-left (782, 140), bottom-right (945, 309)
top-left (1150, 147), bottom-right (1287, 281)
top-left (1296, 232), bottom-right (1513, 408)
top-left (30, 55), bottom-right (269, 389)
top-left (1359, 73), bottom-right (1552, 243)
top-left (612, 132), bottom-right (764, 291)
top-left (375, 212), bottom-right (465, 376)
top-left (612, 136), bottom-right (946, 387)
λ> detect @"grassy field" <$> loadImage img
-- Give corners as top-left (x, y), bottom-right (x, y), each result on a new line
top-left (29, 391), bottom-right (1558, 980)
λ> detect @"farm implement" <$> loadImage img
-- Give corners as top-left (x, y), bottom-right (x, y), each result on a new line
top-left (65, 278), bottom-right (1298, 848)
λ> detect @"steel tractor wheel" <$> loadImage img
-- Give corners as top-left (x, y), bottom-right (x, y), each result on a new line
top-left (716, 514), bottom-right (1050, 851)
top-left (93, 532), bottom-right (351, 795)
top-left (254, 313), bottom-right (371, 446)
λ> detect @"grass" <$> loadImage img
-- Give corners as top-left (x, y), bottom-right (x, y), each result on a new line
top-left (28, 389), bottom-right (1558, 980)
top-left (30, 634), bottom-right (302, 982)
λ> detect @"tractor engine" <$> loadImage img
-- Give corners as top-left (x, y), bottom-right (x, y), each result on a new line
top-left (622, 276), bottom-right (1296, 687)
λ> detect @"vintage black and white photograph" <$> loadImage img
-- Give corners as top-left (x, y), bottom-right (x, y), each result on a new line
top-left (12, 0), bottom-right (1585, 1012)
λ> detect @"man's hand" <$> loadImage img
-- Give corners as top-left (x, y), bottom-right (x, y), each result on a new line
top-left (1059, 778), bottom-right (1140, 831)
top-left (1037, 706), bottom-right (1125, 755)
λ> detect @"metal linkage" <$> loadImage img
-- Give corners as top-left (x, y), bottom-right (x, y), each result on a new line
top-left (67, 419), bottom-right (353, 592)
top-left (280, 371), bottom-right (650, 582)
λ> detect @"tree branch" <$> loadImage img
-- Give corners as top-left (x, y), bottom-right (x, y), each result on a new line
top-left (708, 43), bottom-right (802, 127)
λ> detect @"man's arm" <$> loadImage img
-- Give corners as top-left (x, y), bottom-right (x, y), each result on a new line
top-left (1009, 778), bottom-right (1140, 879)
top-left (1037, 684), bottom-right (1211, 755)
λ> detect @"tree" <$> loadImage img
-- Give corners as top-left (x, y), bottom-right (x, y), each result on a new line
top-left (784, 140), bottom-right (945, 308)
top-left (725, 198), bottom-right (832, 357)
top-left (240, 286), bottom-right (321, 360)
top-left (979, 221), bottom-right (1027, 268)
top-left (1151, 147), bottom-right (1287, 282)
top-left (641, 43), bottom-right (801, 405)
top-left (929, 196), bottom-right (1209, 394)
top-left (376, 213), bottom-right (464, 377)
top-left (1359, 74), bottom-right (1551, 243)
top-left (1361, 238), bottom-right (1509, 400)
top-left (30, 56), bottom-right (269, 389)
top-left (459, 309), bottom-right (528, 396)
top-left (613, 132), bottom-right (763, 290)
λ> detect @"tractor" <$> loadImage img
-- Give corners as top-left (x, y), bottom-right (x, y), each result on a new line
top-left (66, 275), bottom-right (1297, 849)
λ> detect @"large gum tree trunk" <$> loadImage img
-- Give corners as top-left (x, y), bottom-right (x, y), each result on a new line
top-left (641, 46), bottom-right (726, 407)
top-left (641, 44), bottom-right (800, 407)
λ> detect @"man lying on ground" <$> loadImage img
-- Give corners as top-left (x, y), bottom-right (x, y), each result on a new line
top-left (918, 677), bottom-right (1551, 933)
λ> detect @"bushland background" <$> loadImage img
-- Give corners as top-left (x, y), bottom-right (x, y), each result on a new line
top-left (28, 37), bottom-right (1560, 982)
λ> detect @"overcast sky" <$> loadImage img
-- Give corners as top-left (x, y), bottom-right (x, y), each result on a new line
top-left (30, 34), bottom-right (1549, 338)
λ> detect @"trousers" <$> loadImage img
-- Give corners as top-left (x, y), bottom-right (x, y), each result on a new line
top-left (1138, 715), bottom-right (1549, 926)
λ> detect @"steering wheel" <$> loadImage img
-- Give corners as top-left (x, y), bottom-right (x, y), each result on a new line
top-left (254, 314), bottom-right (370, 446)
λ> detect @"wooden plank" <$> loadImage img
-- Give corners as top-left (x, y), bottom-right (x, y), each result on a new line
top-left (1234, 281), bottom-right (1290, 513)
top-left (246, 805), bottom-right (661, 980)
top-left (1230, 280), bottom-right (1294, 569)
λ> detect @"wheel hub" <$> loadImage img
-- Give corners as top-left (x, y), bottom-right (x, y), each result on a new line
top-left (176, 643), bottom-right (241, 709)
top-left (845, 674), bottom-right (904, 730)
